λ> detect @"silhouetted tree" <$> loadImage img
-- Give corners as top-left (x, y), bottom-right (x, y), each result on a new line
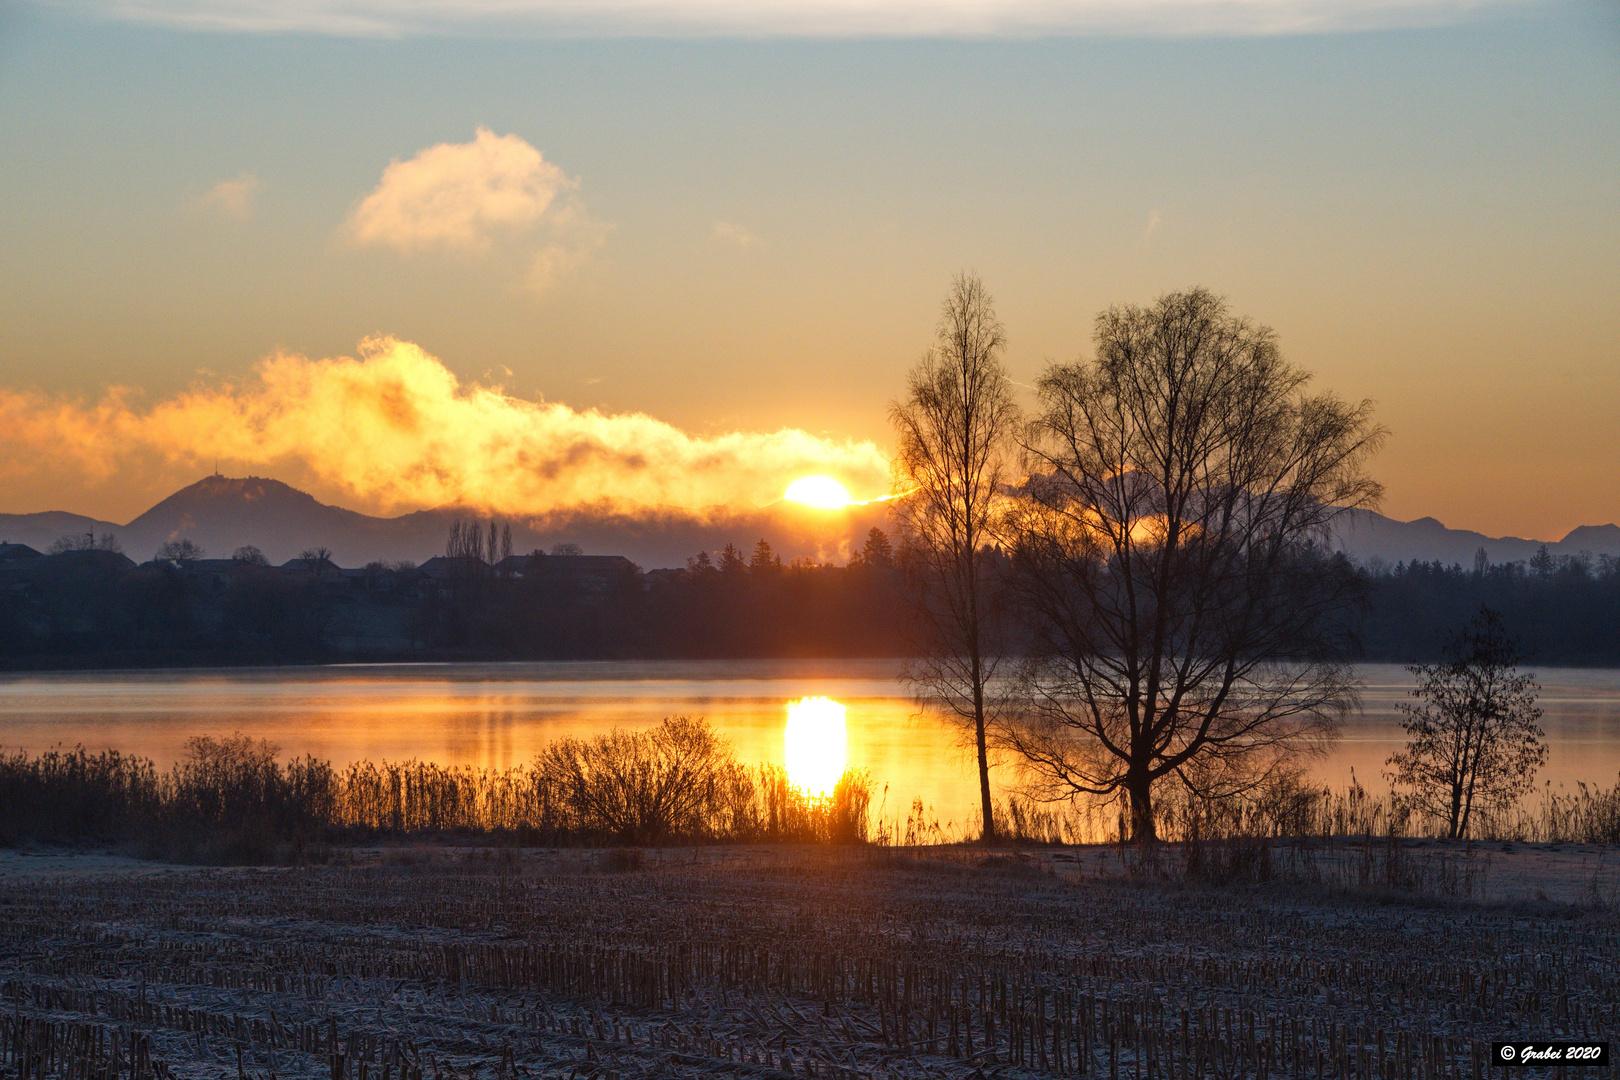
top-left (1002, 288), bottom-right (1385, 842)
top-left (154, 538), bottom-right (205, 563)
top-left (50, 532), bottom-right (121, 554)
top-left (861, 527), bottom-right (895, 570)
top-left (891, 273), bottom-right (1020, 842)
top-left (750, 539), bottom-right (780, 573)
top-left (1386, 606), bottom-right (1546, 838)
top-left (297, 546), bottom-right (334, 568)
top-left (718, 543), bottom-right (747, 575)
top-left (232, 545), bottom-right (269, 566)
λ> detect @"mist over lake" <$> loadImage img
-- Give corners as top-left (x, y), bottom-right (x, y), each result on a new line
top-left (4, 660), bottom-right (1617, 831)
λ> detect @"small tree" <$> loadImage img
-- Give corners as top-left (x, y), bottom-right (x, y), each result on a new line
top-left (861, 526), bottom-right (895, 570)
top-left (750, 539), bottom-right (780, 574)
top-left (155, 538), bottom-right (206, 564)
top-left (1386, 606), bottom-right (1545, 839)
top-left (232, 545), bottom-right (269, 566)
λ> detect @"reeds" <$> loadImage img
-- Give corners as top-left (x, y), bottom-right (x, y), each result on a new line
top-left (0, 719), bottom-right (871, 859)
top-left (2, 730), bottom-right (1616, 860)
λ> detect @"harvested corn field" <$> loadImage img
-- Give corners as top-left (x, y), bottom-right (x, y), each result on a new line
top-left (1, 846), bottom-right (1616, 1080)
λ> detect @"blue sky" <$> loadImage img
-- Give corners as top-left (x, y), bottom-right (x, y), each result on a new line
top-left (0, 0), bottom-right (1616, 535)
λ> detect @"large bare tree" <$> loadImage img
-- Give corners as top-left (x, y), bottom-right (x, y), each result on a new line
top-left (891, 273), bottom-right (1020, 842)
top-left (1002, 288), bottom-right (1385, 842)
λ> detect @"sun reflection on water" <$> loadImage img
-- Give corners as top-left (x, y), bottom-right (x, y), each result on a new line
top-left (783, 696), bottom-right (848, 797)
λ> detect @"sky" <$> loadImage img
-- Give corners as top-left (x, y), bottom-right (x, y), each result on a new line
top-left (0, 0), bottom-right (1616, 540)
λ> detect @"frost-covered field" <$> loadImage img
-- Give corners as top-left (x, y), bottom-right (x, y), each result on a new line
top-left (2, 845), bottom-right (1616, 1080)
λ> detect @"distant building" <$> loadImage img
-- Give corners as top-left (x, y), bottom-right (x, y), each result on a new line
top-left (417, 555), bottom-right (490, 581)
top-left (524, 554), bottom-right (640, 593)
top-left (642, 567), bottom-right (686, 589)
top-left (176, 558), bottom-right (241, 592)
top-left (0, 542), bottom-right (44, 564)
top-left (40, 549), bottom-right (137, 573)
top-left (278, 556), bottom-right (351, 595)
top-left (493, 554), bottom-right (531, 578)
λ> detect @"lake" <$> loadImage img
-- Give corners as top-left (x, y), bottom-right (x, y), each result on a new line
top-left (2, 660), bottom-right (1618, 833)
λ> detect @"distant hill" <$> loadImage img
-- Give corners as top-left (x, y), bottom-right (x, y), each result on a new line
top-left (0, 476), bottom-right (894, 568)
top-left (0, 509), bottom-right (122, 556)
top-left (2, 476), bottom-right (1614, 570)
top-left (1327, 508), bottom-right (1620, 568)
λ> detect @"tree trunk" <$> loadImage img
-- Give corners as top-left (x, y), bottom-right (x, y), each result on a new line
top-left (1127, 768), bottom-right (1157, 843)
top-left (972, 651), bottom-right (997, 844)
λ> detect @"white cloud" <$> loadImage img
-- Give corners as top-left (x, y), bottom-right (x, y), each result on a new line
top-left (83, 0), bottom-right (1535, 38)
top-left (345, 127), bottom-right (569, 253)
top-left (714, 221), bottom-right (761, 248)
top-left (344, 127), bottom-right (603, 293)
top-left (1143, 208), bottom-right (1163, 238)
top-left (197, 172), bottom-right (260, 219)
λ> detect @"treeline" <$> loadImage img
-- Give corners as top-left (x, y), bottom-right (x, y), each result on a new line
top-left (4, 532), bottom-right (1619, 667)
top-left (0, 554), bottom-right (337, 667)
top-left (420, 537), bottom-right (905, 658)
top-left (0, 719), bottom-right (872, 862)
top-left (1361, 549), bottom-right (1620, 664)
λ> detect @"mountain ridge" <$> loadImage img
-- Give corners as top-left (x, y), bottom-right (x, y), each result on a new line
top-left (2, 476), bottom-right (1616, 569)
top-left (0, 476), bottom-right (893, 569)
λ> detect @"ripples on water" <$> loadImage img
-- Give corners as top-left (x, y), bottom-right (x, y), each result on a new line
top-left (2, 660), bottom-right (1617, 829)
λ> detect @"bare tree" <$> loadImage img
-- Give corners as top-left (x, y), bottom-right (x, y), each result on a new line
top-left (154, 538), bottom-right (206, 564)
top-left (1002, 288), bottom-right (1385, 842)
top-left (1386, 606), bottom-right (1545, 838)
top-left (891, 273), bottom-right (1021, 842)
top-left (50, 532), bottom-right (121, 554)
top-left (231, 545), bottom-right (269, 566)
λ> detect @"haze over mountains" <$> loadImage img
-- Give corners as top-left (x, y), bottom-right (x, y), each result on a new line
top-left (1, 475), bottom-right (1616, 570)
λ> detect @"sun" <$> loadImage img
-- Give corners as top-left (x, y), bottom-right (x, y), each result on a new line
top-left (784, 696), bottom-right (849, 798)
top-left (784, 475), bottom-right (854, 509)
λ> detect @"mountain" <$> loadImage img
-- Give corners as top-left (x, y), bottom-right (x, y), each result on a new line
top-left (3, 475), bottom-right (1615, 570)
top-left (0, 476), bottom-right (893, 568)
top-left (0, 509), bottom-right (122, 555)
top-left (1328, 508), bottom-right (1620, 568)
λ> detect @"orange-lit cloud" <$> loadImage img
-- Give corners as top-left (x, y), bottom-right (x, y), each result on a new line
top-left (197, 172), bottom-right (261, 219)
top-left (0, 337), bottom-right (890, 520)
top-left (342, 128), bottom-right (604, 291)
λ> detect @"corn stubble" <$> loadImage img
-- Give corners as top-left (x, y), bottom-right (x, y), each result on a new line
top-left (2, 850), bottom-right (1616, 1080)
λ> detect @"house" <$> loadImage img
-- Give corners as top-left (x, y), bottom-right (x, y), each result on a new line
top-left (0, 542), bottom-right (43, 565)
top-left (642, 567), bottom-right (685, 590)
top-left (523, 554), bottom-right (640, 593)
top-left (417, 555), bottom-right (490, 581)
top-left (493, 554), bottom-right (532, 578)
top-left (39, 548), bottom-right (137, 574)
top-left (278, 556), bottom-right (351, 595)
top-left (175, 558), bottom-right (241, 592)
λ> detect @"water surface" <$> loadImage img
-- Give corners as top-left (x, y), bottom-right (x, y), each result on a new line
top-left (3, 660), bottom-right (1617, 831)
